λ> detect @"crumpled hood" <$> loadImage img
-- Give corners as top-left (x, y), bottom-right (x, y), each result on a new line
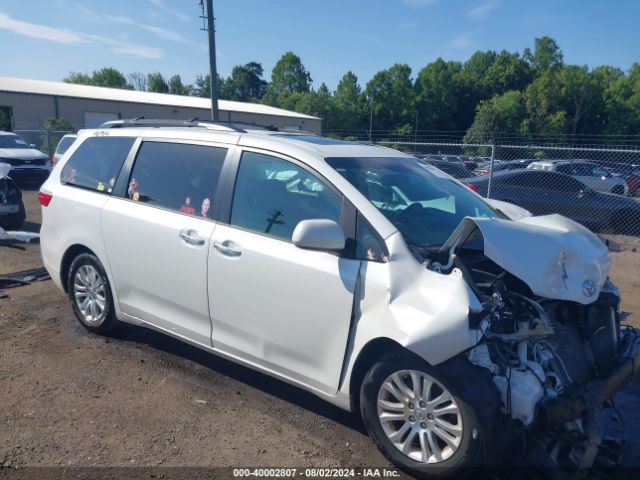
top-left (440, 214), bottom-right (611, 305)
top-left (0, 148), bottom-right (47, 160)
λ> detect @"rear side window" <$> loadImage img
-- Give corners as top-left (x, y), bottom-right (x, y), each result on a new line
top-left (127, 141), bottom-right (227, 219)
top-left (55, 136), bottom-right (76, 155)
top-left (230, 151), bottom-right (342, 241)
top-left (61, 136), bottom-right (134, 193)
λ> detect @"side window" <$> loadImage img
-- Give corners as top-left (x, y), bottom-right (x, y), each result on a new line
top-left (555, 164), bottom-right (573, 175)
top-left (127, 141), bottom-right (227, 218)
top-left (356, 214), bottom-right (388, 262)
top-left (230, 151), bottom-right (342, 241)
top-left (591, 165), bottom-right (608, 177)
top-left (61, 136), bottom-right (134, 193)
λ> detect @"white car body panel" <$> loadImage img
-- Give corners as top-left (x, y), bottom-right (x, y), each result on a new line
top-left (208, 223), bottom-right (360, 394)
top-left (101, 198), bottom-right (217, 346)
top-left (441, 214), bottom-right (611, 305)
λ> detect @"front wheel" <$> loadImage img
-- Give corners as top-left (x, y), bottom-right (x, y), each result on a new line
top-left (360, 353), bottom-right (492, 478)
top-left (67, 253), bottom-right (119, 333)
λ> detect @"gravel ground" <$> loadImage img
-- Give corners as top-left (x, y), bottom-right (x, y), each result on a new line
top-left (1, 188), bottom-right (639, 479)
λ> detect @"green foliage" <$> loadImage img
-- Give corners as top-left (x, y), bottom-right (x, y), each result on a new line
top-left (223, 62), bottom-right (267, 102)
top-left (464, 91), bottom-right (526, 144)
top-left (365, 64), bottom-right (415, 137)
top-left (147, 72), bottom-right (169, 93)
top-left (59, 37), bottom-right (640, 140)
top-left (40, 117), bottom-right (73, 154)
top-left (264, 52), bottom-right (312, 105)
top-left (64, 68), bottom-right (131, 89)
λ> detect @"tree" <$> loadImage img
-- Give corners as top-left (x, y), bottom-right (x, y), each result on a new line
top-left (64, 72), bottom-right (94, 85)
top-left (147, 72), bottom-right (169, 93)
top-left (64, 68), bottom-right (131, 89)
top-left (223, 62), bottom-right (267, 102)
top-left (558, 65), bottom-right (599, 136)
top-left (91, 68), bottom-right (131, 89)
top-left (464, 91), bottom-right (526, 144)
top-left (167, 75), bottom-right (191, 96)
top-left (264, 52), bottom-right (312, 105)
top-left (128, 72), bottom-right (148, 91)
top-left (365, 64), bottom-right (415, 135)
top-left (415, 58), bottom-right (462, 132)
top-left (333, 71), bottom-right (367, 133)
top-left (41, 117), bottom-right (74, 154)
top-left (524, 36), bottom-right (564, 75)
top-left (191, 74), bottom-right (226, 98)
top-left (290, 84), bottom-right (338, 130)
top-left (522, 70), bottom-right (567, 136)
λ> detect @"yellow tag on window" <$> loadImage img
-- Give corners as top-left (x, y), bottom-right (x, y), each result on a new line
top-left (97, 182), bottom-right (105, 192)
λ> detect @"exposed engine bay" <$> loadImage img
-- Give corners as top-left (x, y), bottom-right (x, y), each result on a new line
top-left (416, 215), bottom-right (640, 472)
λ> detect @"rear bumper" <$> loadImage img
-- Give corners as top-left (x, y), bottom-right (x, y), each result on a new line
top-left (539, 330), bottom-right (640, 427)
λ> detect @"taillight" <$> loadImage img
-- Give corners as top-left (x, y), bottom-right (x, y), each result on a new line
top-left (466, 184), bottom-right (480, 193)
top-left (38, 191), bottom-right (53, 206)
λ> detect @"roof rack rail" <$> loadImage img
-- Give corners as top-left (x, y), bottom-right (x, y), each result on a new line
top-left (99, 117), bottom-right (246, 133)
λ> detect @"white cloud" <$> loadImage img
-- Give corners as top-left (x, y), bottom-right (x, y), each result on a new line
top-left (110, 45), bottom-right (164, 60)
top-left (0, 12), bottom-right (87, 44)
top-left (466, 0), bottom-right (501, 21)
top-left (0, 12), bottom-right (164, 59)
top-left (103, 13), bottom-right (189, 43)
top-left (148, 0), bottom-right (190, 22)
top-left (401, 0), bottom-right (438, 6)
top-left (446, 33), bottom-right (475, 49)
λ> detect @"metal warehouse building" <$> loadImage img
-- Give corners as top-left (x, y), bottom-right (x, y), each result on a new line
top-left (0, 76), bottom-right (321, 133)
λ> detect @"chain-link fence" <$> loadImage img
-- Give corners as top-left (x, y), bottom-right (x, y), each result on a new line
top-left (376, 140), bottom-right (640, 248)
top-left (13, 129), bottom-right (75, 155)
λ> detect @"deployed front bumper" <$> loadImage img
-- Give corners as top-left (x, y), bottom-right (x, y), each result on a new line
top-left (539, 329), bottom-right (640, 427)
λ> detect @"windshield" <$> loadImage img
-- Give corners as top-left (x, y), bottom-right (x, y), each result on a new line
top-left (0, 134), bottom-right (29, 149)
top-left (326, 156), bottom-right (498, 248)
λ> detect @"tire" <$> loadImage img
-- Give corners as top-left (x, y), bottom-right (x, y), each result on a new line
top-left (67, 253), bottom-right (119, 334)
top-left (611, 209), bottom-right (640, 236)
top-left (360, 352), bottom-right (497, 479)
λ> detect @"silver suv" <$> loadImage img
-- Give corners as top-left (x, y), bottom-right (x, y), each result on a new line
top-left (39, 119), bottom-right (639, 477)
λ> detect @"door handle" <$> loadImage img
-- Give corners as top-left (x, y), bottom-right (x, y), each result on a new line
top-left (213, 240), bottom-right (242, 257)
top-left (179, 229), bottom-right (205, 246)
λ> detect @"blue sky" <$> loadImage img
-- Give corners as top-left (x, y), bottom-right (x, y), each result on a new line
top-left (0, 0), bottom-right (638, 90)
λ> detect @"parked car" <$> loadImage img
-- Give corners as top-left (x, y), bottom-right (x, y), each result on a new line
top-left (52, 134), bottom-right (77, 167)
top-left (464, 169), bottom-right (640, 235)
top-left (0, 163), bottom-right (26, 230)
top-left (0, 132), bottom-right (51, 184)
top-left (475, 159), bottom-right (534, 176)
top-left (527, 160), bottom-right (628, 196)
top-left (40, 119), bottom-right (639, 478)
top-left (418, 158), bottom-right (476, 179)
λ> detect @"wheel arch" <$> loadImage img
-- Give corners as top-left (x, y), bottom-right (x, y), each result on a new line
top-left (348, 337), bottom-right (411, 413)
top-left (60, 244), bottom-right (99, 293)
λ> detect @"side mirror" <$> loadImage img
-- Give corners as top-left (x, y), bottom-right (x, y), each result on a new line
top-left (30, 144), bottom-right (37, 148)
top-left (292, 219), bottom-right (345, 251)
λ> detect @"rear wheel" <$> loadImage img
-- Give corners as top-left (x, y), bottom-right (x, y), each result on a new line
top-left (360, 353), bottom-right (493, 478)
top-left (67, 253), bottom-right (118, 333)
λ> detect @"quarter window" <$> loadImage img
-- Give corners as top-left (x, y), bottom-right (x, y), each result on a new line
top-left (230, 151), bottom-right (342, 241)
top-left (61, 136), bottom-right (134, 193)
top-left (127, 141), bottom-right (227, 218)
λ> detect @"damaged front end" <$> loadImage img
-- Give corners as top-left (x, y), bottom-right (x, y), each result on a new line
top-left (426, 214), bottom-right (640, 471)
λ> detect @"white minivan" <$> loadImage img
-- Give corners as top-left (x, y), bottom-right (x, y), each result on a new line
top-left (40, 119), bottom-right (639, 478)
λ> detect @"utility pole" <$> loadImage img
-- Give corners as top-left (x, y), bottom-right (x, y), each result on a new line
top-left (201, 0), bottom-right (220, 121)
top-left (368, 89), bottom-right (374, 144)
